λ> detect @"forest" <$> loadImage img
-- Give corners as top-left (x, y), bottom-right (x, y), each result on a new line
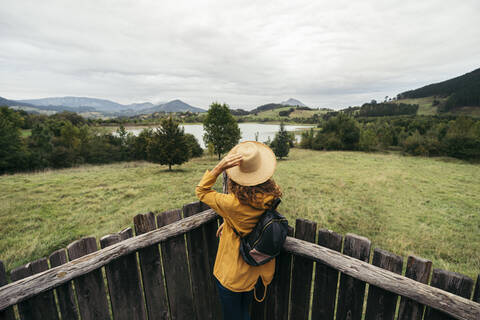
top-left (0, 107), bottom-right (203, 174)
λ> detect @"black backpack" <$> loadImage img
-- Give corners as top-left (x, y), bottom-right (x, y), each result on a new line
top-left (233, 199), bottom-right (289, 266)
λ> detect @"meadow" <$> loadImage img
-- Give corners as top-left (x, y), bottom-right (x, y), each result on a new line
top-left (0, 149), bottom-right (479, 280)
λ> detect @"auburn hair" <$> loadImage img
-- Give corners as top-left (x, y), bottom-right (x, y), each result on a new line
top-left (228, 177), bottom-right (282, 207)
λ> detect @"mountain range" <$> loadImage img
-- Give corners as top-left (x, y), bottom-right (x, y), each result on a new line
top-left (1, 96), bottom-right (205, 116)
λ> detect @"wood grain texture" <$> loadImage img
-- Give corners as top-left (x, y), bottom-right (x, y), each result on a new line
top-left (398, 255), bottom-right (433, 320)
top-left (100, 228), bottom-right (147, 320)
top-left (49, 249), bottom-right (79, 320)
top-left (424, 269), bottom-right (474, 320)
top-left (365, 248), bottom-right (403, 320)
top-left (473, 275), bottom-right (480, 303)
top-left (133, 212), bottom-right (169, 320)
top-left (10, 258), bottom-right (59, 320)
top-left (183, 201), bottom-right (220, 320)
top-left (336, 233), bottom-right (371, 320)
top-left (0, 209), bottom-right (217, 311)
top-left (67, 237), bottom-right (110, 320)
top-left (289, 219), bottom-right (317, 320)
top-left (282, 238), bottom-right (480, 320)
top-left (157, 209), bottom-right (195, 320)
top-left (311, 229), bottom-right (343, 320)
top-left (265, 226), bottom-right (294, 320)
top-left (0, 261), bottom-right (15, 320)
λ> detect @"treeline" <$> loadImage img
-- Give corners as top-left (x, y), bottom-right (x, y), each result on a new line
top-left (300, 113), bottom-right (480, 160)
top-left (0, 107), bottom-right (202, 174)
top-left (357, 102), bottom-right (419, 117)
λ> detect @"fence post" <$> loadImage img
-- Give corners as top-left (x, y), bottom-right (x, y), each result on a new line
top-left (100, 228), bottom-right (147, 320)
top-left (184, 201), bottom-right (221, 320)
top-left (424, 269), bottom-right (474, 320)
top-left (289, 219), bottom-right (317, 320)
top-left (10, 258), bottom-right (59, 320)
top-left (336, 233), bottom-right (371, 320)
top-left (157, 209), bottom-right (195, 320)
top-left (0, 261), bottom-right (15, 320)
top-left (398, 255), bottom-right (432, 320)
top-left (265, 226), bottom-right (294, 320)
top-left (49, 249), bottom-right (79, 320)
top-left (365, 248), bottom-right (403, 320)
top-left (133, 212), bottom-right (169, 320)
top-left (311, 229), bottom-right (343, 320)
top-left (67, 237), bottom-right (110, 320)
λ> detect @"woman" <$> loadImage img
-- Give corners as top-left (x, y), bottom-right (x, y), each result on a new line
top-left (195, 141), bottom-right (282, 320)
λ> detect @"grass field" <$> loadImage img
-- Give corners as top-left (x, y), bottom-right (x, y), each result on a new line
top-left (240, 106), bottom-right (328, 121)
top-left (1, 149), bottom-right (479, 279)
top-left (395, 97), bottom-right (443, 116)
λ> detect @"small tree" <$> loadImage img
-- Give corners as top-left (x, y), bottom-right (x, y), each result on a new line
top-left (147, 116), bottom-right (191, 170)
top-left (271, 122), bottom-right (290, 159)
top-left (203, 102), bottom-right (241, 159)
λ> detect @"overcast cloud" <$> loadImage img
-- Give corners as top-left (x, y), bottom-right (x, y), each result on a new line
top-left (1, 0), bottom-right (479, 109)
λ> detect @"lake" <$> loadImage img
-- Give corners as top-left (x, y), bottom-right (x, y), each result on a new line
top-left (126, 123), bottom-right (314, 148)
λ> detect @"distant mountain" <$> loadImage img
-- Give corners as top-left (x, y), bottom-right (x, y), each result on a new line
top-left (249, 103), bottom-right (284, 114)
top-left (18, 96), bottom-right (124, 112)
top-left (2, 96), bottom-right (205, 116)
top-left (0, 97), bottom-right (35, 108)
top-left (280, 98), bottom-right (307, 107)
top-left (136, 99), bottom-right (205, 114)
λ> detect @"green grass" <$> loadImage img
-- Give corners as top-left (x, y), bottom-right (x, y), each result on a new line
top-left (1, 149), bottom-right (479, 279)
top-left (240, 107), bottom-right (327, 121)
top-left (395, 97), bottom-right (445, 116)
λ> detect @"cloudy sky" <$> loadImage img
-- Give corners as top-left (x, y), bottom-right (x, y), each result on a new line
top-left (1, 0), bottom-right (479, 110)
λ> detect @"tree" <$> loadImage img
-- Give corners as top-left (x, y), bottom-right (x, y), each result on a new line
top-left (0, 112), bottom-right (28, 173)
top-left (203, 102), bottom-right (241, 159)
top-left (184, 133), bottom-right (203, 158)
top-left (147, 116), bottom-right (191, 170)
top-left (271, 122), bottom-right (290, 159)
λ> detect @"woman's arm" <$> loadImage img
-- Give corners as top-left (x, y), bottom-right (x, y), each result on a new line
top-left (195, 153), bottom-right (243, 215)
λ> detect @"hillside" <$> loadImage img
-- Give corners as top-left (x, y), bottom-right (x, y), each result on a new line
top-left (1, 149), bottom-right (479, 279)
top-left (397, 68), bottom-right (480, 112)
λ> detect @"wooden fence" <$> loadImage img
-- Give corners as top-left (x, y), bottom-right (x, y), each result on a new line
top-left (0, 201), bottom-right (479, 320)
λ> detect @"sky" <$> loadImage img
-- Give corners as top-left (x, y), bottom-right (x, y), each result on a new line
top-left (1, 0), bottom-right (479, 110)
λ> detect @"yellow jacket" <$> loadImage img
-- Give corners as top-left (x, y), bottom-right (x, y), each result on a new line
top-left (195, 170), bottom-right (276, 292)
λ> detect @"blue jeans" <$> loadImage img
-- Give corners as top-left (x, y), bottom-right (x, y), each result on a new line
top-left (216, 279), bottom-right (253, 320)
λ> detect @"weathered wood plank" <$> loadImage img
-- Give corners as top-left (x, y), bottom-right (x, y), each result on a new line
top-left (49, 249), bottom-right (79, 320)
top-left (365, 248), bottom-right (403, 320)
top-left (133, 212), bottom-right (169, 320)
top-left (67, 237), bottom-right (110, 320)
top-left (183, 201), bottom-right (220, 320)
top-left (424, 269), bottom-right (474, 320)
top-left (473, 275), bottom-right (480, 303)
top-left (10, 258), bottom-right (59, 320)
top-left (0, 209), bottom-right (217, 311)
top-left (398, 255), bottom-right (433, 320)
top-left (289, 219), bottom-right (317, 320)
top-left (0, 261), bottom-right (15, 320)
top-left (336, 233), bottom-right (371, 320)
top-left (2, 212), bottom-right (479, 320)
top-left (157, 209), bottom-right (195, 320)
top-left (265, 226), bottom-right (294, 320)
top-left (100, 228), bottom-right (147, 320)
top-left (311, 229), bottom-right (343, 320)
top-left (283, 238), bottom-right (480, 320)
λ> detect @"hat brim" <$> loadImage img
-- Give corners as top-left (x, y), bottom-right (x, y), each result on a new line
top-left (226, 141), bottom-right (277, 186)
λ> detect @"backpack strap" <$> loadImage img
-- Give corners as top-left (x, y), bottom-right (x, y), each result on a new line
top-left (270, 198), bottom-right (281, 210)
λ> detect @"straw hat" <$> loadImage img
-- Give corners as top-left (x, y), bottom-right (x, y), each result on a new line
top-left (226, 141), bottom-right (277, 186)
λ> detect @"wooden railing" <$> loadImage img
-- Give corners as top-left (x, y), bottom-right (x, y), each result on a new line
top-left (0, 201), bottom-right (479, 320)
